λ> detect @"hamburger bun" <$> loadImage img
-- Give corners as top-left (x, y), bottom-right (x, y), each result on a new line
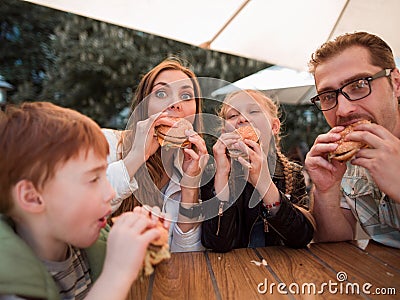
top-left (328, 120), bottom-right (370, 162)
top-left (227, 125), bottom-right (260, 159)
top-left (144, 221), bottom-right (171, 276)
top-left (155, 117), bottom-right (193, 149)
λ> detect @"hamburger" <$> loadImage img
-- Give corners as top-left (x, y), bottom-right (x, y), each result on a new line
top-left (227, 125), bottom-right (260, 159)
top-left (328, 120), bottom-right (370, 162)
top-left (143, 220), bottom-right (170, 276)
top-left (155, 117), bottom-right (193, 149)
top-left (111, 217), bottom-right (170, 276)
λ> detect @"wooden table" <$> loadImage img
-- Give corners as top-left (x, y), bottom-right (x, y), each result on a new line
top-left (127, 241), bottom-right (400, 299)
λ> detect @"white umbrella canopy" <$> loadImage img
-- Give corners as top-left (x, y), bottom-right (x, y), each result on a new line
top-left (212, 65), bottom-right (316, 105)
top-left (25, 0), bottom-right (400, 71)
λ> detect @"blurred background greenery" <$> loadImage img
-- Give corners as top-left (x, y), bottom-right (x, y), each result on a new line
top-left (0, 0), bottom-right (329, 162)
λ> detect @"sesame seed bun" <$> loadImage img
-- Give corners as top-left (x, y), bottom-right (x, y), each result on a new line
top-left (328, 120), bottom-right (370, 162)
top-left (155, 117), bottom-right (193, 149)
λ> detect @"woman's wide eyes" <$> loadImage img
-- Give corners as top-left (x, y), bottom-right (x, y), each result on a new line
top-left (155, 90), bottom-right (193, 100)
top-left (155, 90), bottom-right (167, 98)
top-left (181, 93), bottom-right (193, 100)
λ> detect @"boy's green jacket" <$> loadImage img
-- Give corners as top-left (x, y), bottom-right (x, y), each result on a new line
top-left (0, 215), bottom-right (108, 300)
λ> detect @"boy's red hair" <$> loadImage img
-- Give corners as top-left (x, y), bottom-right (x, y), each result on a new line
top-left (0, 102), bottom-right (109, 213)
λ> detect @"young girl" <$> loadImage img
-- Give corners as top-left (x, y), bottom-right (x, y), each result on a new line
top-left (201, 89), bottom-right (315, 252)
top-left (103, 58), bottom-right (208, 252)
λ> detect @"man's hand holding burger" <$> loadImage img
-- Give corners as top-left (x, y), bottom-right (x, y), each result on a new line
top-left (345, 121), bottom-right (400, 203)
top-left (306, 120), bottom-right (375, 193)
top-left (306, 125), bottom-right (357, 194)
top-left (306, 119), bottom-right (400, 241)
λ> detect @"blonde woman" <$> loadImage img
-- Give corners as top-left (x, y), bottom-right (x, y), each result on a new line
top-left (103, 58), bottom-right (207, 252)
top-left (201, 89), bottom-right (315, 252)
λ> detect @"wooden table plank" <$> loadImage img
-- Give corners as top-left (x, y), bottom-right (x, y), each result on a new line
top-left (151, 251), bottom-right (216, 300)
top-left (257, 246), bottom-right (362, 299)
top-left (362, 241), bottom-right (400, 271)
top-left (128, 274), bottom-right (150, 300)
top-left (308, 242), bottom-right (400, 299)
top-left (207, 248), bottom-right (288, 299)
top-left (126, 242), bottom-right (399, 300)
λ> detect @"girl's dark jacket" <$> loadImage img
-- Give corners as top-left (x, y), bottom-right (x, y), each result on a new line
top-left (200, 158), bottom-right (314, 252)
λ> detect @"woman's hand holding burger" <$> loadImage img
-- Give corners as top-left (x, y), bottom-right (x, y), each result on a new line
top-left (179, 128), bottom-right (208, 228)
top-left (123, 113), bottom-right (174, 179)
top-left (153, 116), bottom-right (207, 188)
top-left (152, 116), bottom-right (208, 188)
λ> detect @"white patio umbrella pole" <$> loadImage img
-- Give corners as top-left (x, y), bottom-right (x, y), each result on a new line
top-left (199, 0), bottom-right (251, 49)
top-left (327, 0), bottom-right (350, 40)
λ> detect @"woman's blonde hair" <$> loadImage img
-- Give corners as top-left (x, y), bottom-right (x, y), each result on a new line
top-left (111, 57), bottom-right (203, 217)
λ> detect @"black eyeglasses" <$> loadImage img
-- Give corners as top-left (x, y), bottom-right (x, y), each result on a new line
top-left (311, 69), bottom-right (393, 111)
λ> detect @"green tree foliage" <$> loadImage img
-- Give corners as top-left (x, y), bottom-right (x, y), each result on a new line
top-left (0, 0), bottom-right (58, 100)
top-left (40, 14), bottom-right (148, 126)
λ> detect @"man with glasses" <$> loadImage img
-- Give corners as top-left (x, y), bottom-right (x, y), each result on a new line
top-left (305, 32), bottom-right (400, 248)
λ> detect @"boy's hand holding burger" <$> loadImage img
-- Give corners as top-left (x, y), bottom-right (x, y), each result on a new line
top-left (110, 206), bottom-right (171, 278)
